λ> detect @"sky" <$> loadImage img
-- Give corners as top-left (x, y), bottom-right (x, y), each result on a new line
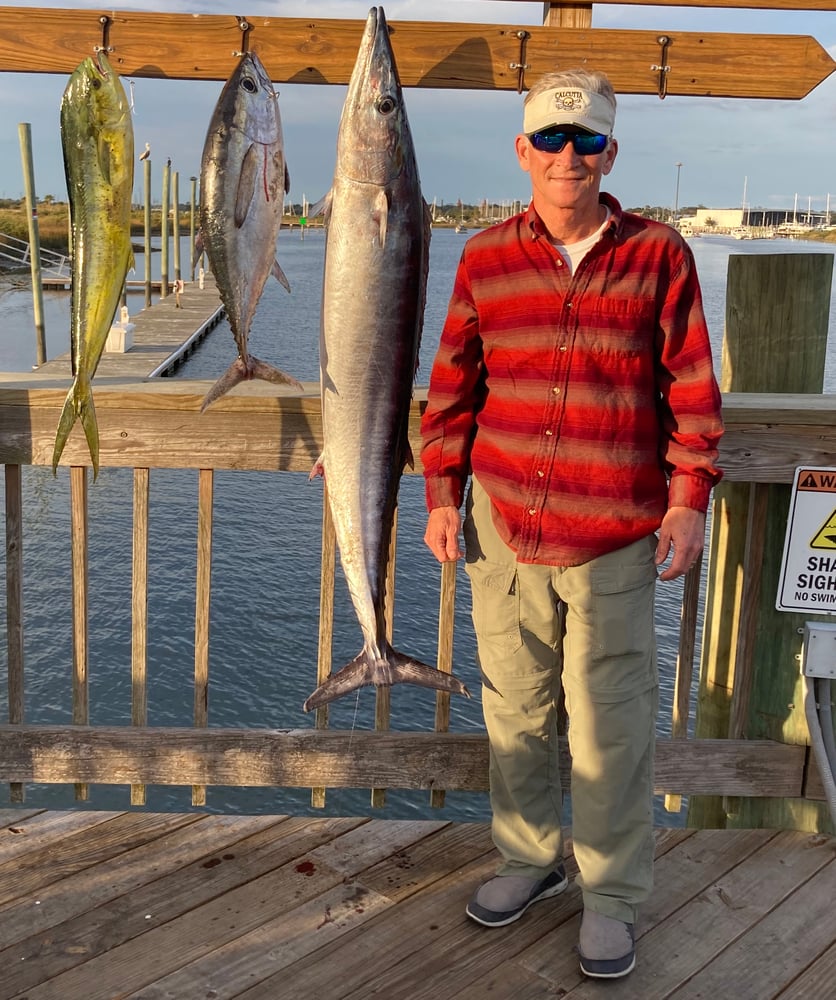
top-left (1, 1), bottom-right (835, 215)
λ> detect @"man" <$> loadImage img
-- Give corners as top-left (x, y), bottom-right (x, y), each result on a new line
top-left (420, 69), bottom-right (723, 979)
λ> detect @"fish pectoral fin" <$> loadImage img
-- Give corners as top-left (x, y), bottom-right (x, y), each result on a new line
top-left (234, 142), bottom-right (259, 228)
top-left (96, 135), bottom-right (113, 187)
top-left (372, 188), bottom-right (389, 247)
top-left (284, 161), bottom-right (291, 198)
top-left (308, 191), bottom-right (332, 221)
top-left (309, 453), bottom-right (325, 481)
top-left (271, 259), bottom-right (291, 292)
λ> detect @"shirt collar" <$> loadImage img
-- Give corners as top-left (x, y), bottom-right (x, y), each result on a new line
top-left (525, 192), bottom-right (622, 240)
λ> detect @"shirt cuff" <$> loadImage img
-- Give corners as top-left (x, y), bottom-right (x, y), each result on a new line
top-left (425, 476), bottom-right (465, 512)
top-left (668, 472), bottom-right (715, 513)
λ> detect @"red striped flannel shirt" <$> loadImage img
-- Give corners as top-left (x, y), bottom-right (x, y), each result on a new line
top-left (420, 194), bottom-right (724, 566)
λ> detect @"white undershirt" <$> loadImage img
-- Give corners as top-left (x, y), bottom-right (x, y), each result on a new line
top-left (551, 207), bottom-right (612, 274)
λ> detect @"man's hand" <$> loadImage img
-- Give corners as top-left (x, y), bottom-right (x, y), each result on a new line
top-left (424, 505), bottom-right (463, 563)
top-left (655, 506), bottom-right (706, 581)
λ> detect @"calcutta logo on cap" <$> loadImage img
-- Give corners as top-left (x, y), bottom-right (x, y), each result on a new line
top-left (554, 91), bottom-right (587, 112)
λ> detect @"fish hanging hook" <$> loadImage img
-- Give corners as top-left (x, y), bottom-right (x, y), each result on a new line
top-left (94, 14), bottom-right (113, 55)
top-left (509, 30), bottom-right (531, 94)
top-left (651, 35), bottom-right (672, 100)
top-left (233, 17), bottom-right (251, 58)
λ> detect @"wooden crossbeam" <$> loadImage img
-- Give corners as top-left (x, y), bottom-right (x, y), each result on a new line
top-left (0, 7), bottom-right (831, 99)
top-left (0, 725), bottom-right (815, 798)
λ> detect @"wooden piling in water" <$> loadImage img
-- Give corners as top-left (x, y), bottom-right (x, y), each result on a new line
top-left (143, 157), bottom-right (152, 308)
top-left (17, 122), bottom-right (47, 366)
top-left (690, 253), bottom-right (835, 834)
top-left (161, 158), bottom-right (170, 298)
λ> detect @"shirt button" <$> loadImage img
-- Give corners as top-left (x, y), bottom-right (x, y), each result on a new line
top-left (559, 345), bottom-right (567, 352)
top-left (552, 387), bottom-right (561, 395)
top-left (528, 508), bottom-right (537, 516)
top-left (536, 470), bottom-right (545, 478)
top-left (545, 429), bottom-right (553, 436)
top-left (566, 301), bottom-right (573, 309)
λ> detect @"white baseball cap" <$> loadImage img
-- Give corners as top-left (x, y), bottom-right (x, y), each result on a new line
top-left (524, 87), bottom-right (615, 136)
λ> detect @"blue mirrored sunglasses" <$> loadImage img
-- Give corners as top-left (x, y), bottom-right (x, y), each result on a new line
top-left (529, 129), bottom-right (609, 155)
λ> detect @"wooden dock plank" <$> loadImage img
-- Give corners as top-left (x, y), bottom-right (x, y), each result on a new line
top-left (775, 940), bottom-right (836, 999)
top-left (0, 811), bottom-right (831, 1000)
top-left (0, 809), bottom-right (121, 869)
top-left (0, 814), bottom-right (365, 998)
top-left (0, 813), bottom-right (280, 951)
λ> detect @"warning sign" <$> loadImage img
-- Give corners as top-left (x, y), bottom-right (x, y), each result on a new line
top-left (810, 511), bottom-right (836, 549)
top-left (777, 467), bottom-right (836, 613)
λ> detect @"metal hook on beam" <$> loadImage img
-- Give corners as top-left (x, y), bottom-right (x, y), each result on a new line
top-left (232, 16), bottom-right (251, 58)
top-left (94, 14), bottom-right (113, 54)
top-left (651, 35), bottom-right (672, 100)
top-left (509, 30), bottom-right (531, 95)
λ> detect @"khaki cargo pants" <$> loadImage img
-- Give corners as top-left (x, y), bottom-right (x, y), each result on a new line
top-left (464, 477), bottom-right (659, 924)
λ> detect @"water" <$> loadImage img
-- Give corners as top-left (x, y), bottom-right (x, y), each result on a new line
top-left (0, 228), bottom-right (834, 824)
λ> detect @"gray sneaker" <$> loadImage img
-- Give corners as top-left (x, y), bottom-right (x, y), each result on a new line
top-left (465, 865), bottom-right (568, 927)
top-left (578, 909), bottom-right (636, 978)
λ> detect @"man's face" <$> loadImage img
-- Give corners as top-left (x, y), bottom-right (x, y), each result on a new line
top-left (515, 126), bottom-right (618, 213)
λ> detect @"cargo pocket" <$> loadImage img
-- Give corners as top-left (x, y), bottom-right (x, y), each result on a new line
top-left (573, 553), bottom-right (659, 701)
top-left (465, 559), bottom-right (523, 655)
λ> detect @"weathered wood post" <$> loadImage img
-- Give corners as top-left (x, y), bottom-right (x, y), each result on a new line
top-left (172, 170), bottom-right (181, 284)
top-left (160, 159), bottom-right (171, 298)
top-left (690, 252), bottom-right (834, 833)
top-left (17, 123), bottom-right (47, 366)
top-left (143, 157), bottom-right (152, 308)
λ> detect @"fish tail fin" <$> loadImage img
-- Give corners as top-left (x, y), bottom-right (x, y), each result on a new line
top-left (248, 355), bottom-right (304, 391)
top-left (201, 355), bottom-right (303, 412)
top-left (302, 644), bottom-right (470, 712)
top-left (52, 373), bottom-right (100, 479)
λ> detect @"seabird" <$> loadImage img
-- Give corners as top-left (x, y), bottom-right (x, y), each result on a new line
top-left (139, 142), bottom-right (151, 161)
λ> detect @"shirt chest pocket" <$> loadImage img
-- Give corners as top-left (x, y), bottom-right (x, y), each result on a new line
top-left (576, 296), bottom-right (656, 358)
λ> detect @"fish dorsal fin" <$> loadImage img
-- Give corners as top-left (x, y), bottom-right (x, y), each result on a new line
top-left (272, 259), bottom-right (291, 292)
top-left (234, 142), bottom-right (259, 228)
top-left (373, 189), bottom-right (389, 247)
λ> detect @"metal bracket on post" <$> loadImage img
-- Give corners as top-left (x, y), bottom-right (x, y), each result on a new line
top-left (233, 16), bottom-right (251, 58)
top-left (651, 34), bottom-right (672, 100)
top-left (509, 30), bottom-right (531, 94)
top-left (95, 14), bottom-right (113, 55)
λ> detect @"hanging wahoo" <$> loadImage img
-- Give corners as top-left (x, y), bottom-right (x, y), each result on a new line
top-left (198, 50), bottom-right (300, 411)
top-left (304, 7), bottom-right (470, 711)
top-left (52, 50), bottom-right (134, 478)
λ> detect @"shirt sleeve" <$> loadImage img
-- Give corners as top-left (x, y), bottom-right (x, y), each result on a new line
top-left (655, 243), bottom-right (724, 512)
top-left (420, 255), bottom-right (486, 511)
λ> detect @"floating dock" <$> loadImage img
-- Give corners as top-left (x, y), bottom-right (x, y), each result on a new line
top-left (33, 278), bottom-right (225, 379)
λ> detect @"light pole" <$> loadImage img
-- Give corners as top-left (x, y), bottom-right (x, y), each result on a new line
top-left (673, 162), bottom-right (683, 228)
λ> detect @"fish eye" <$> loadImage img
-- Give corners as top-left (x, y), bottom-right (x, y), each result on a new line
top-left (241, 77), bottom-right (257, 93)
top-left (376, 96), bottom-right (396, 115)
top-left (92, 78), bottom-right (101, 90)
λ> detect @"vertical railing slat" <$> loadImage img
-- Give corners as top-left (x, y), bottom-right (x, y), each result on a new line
top-left (70, 466), bottom-right (89, 801)
top-left (5, 464), bottom-right (24, 803)
top-left (192, 468), bottom-right (213, 806)
top-left (430, 558), bottom-right (457, 809)
top-left (664, 553), bottom-right (703, 814)
top-left (131, 468), bottom-right (150, 806)
top-left (371, 508), bottom-right (397, 808)
top-left (312, 488), bottom-right (336, 809)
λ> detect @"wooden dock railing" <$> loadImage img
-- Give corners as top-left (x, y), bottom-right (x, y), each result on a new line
top-left (0, 379), bottom-right (832, 817)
